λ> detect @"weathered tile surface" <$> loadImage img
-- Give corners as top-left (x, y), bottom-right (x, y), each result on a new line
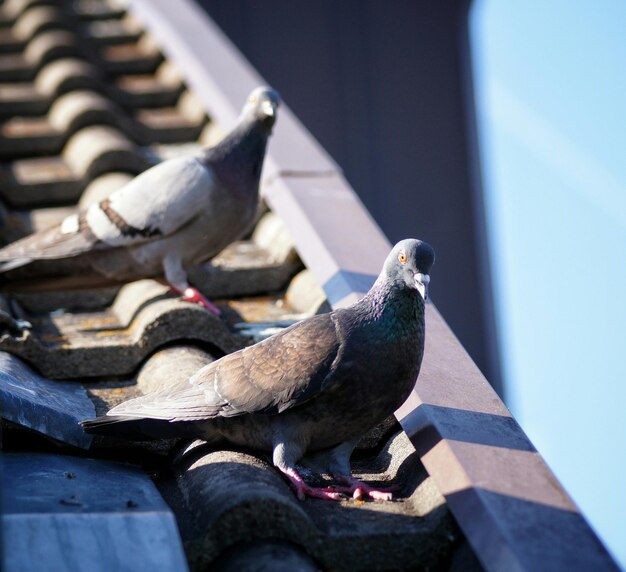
top-left (0, 351), bottom-right (94, 447)
top-left (160, 429), bottom-right (457, 571)
top-left (1, 280), bottom-right (243, 378)
top-left (2, 453), bottom-right (189, 572)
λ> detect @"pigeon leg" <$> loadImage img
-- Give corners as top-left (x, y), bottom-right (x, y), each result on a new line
top-left (273, 440), bottom-right (344, 501)
top-left (279, 467), bottom-right (344, 501)
top-left (312, 440), bottom-right (397, 501)
top-left (162, 254), bottom-right (221, 316)
top-left (178, 286), bottom-right (221, 316)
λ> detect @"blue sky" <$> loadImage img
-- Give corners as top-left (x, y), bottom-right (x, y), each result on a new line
top-left (470, 1), bottom-right (626, 567)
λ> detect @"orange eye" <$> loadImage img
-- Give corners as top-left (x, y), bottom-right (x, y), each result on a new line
top-left (398, 252), bottom-right (407, 264)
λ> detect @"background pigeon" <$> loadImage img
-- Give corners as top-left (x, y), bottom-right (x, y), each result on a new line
top-left (0, 87), bottom-right (281, 315)
top-left (82, 239), bottom-right (435, 501)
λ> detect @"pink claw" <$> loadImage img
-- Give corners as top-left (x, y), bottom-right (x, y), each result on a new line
top-left (281, 468), bottom-right (345, 502)
top-left (181, 287), bottom-right (221, 316)
top-left (329, 475), bottom-right (399, 501)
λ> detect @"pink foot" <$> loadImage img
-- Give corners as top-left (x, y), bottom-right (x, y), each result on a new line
top-left (157, 278), bottom-right (222, 316)
top-left (160, 280), bottom-right (221, 316)
top-left (181, 287), bottom-right (221, 316)
top-left (326, 475), bottom-right (399, 501)
top-left (162, 280), bottom-right (222, 316)
top-left (281, 468), bottom-right (345, 501)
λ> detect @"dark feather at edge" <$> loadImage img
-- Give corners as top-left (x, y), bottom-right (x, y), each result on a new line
top-left (80, 415), bottom-right (199, 440)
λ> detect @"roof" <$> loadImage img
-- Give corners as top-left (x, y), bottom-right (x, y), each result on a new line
top-left (0, 0), bottom-right (618, 570)
top-left (0, 1), bottom-right (459, 570)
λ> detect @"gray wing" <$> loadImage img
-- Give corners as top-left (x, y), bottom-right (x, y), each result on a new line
top-left (0, 156), bottom-right (214, 270)
top-left (108, 313), bottom-right (343, 422)
top-left (0, 219), bottom-right (100, 271)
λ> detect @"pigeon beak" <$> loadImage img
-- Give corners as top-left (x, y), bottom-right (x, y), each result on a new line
top-left (261, 100), bottom-right (276, 118)
top-left (414, 273), bottom-right (430, 301)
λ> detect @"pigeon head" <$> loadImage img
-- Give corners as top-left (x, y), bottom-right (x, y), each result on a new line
top-left (383, 239), bottom-right (435, 300)
top-left (242, 87), bottom-right (281, 130)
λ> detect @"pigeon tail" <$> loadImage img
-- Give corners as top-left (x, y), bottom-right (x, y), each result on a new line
top-left (81, 415), bottom-right (145, 436)
top-left (80, 415), bottom-right (197, 440)
top-left (0, 258), bottom-right (31, 273)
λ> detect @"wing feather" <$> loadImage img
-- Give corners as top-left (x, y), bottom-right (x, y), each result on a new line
top-left (107, 313), bottom-right (342, 422)
top-left (85, 156), bottom-right (214, 248)
top-left (0, 215), bottom-right (99, 269)
top-left (0, 156), bottom-right (215, 269)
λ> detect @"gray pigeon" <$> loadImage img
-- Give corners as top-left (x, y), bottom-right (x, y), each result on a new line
top-left (0, 87), bottom-right (281, 315)
top-left (82, 239), bottom-right (435, 501)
